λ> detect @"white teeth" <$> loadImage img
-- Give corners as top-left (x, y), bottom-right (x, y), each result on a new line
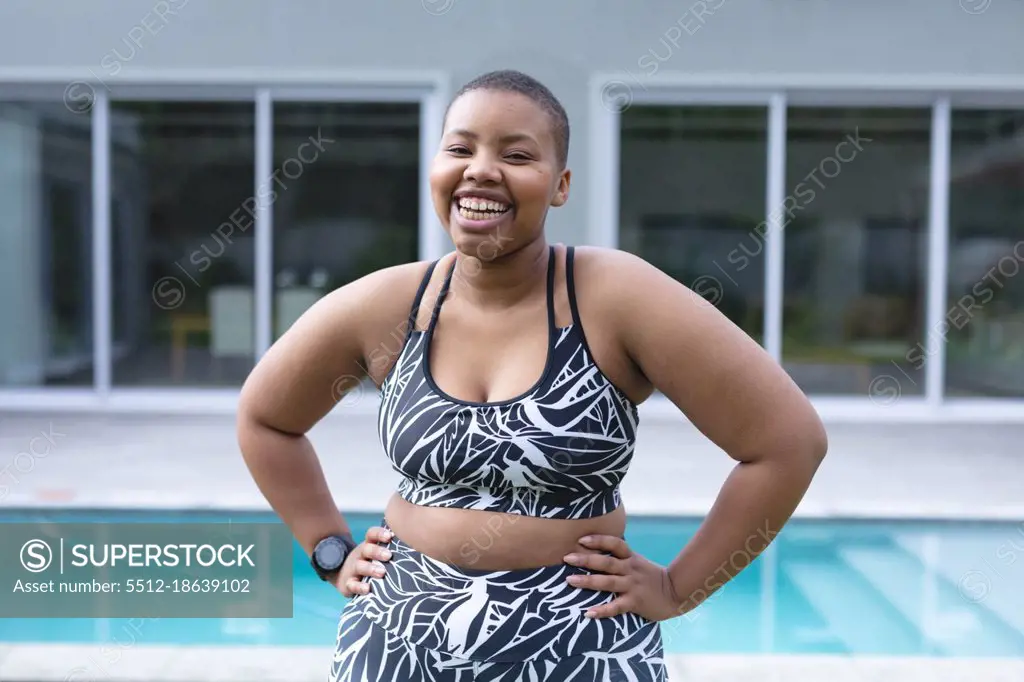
top-left (457, 197), bottom-right (509, 212)
top-left (458, 206), bottom-right (507, 221)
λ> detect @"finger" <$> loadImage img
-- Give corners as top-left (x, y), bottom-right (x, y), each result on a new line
top-left (364, 526), bottom-right (394, 544)
top-left (563, 552), bottom-right (626, 575)
top-left (584, 596), bottom-right (632, 619)
top-left (360, 543), bottom-right (393, 562)
top-left (352, 559), bottom-right (386, 578)
top-left (345, 577), bottom-right (370, 596)
top-left (566, 572), bottom-right (629, 593)
top-left (578, 534), bottom-right (632, 559)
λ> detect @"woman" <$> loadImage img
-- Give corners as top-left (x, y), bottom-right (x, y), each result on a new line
top-left (237, 69), bottom-right (828, 681)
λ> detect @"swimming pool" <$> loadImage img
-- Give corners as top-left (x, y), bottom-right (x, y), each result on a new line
top-left (1, 509), bottom-right (1022, 657)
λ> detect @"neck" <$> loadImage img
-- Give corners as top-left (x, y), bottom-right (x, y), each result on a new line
top-left (448, 238), bottom-right (549, 310)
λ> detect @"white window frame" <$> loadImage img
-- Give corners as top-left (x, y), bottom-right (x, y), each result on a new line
top-left (0, 68), bottom-right (449, 414)
top-left (590, 72), bottom-right (1024, 423)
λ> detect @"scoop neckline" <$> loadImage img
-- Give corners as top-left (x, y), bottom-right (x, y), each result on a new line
top-left (420, 247), bottom-right (558, 408)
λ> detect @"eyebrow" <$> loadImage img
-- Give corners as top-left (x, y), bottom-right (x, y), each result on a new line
top-left (445, 128), bottom-right (538, 145)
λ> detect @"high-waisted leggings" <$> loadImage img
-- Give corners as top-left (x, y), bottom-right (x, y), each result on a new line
top-left (329, 521), bottom-right (667, 681)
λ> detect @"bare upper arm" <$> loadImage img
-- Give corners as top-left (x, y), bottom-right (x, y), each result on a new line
top-left (236, 261), bottom-right (432, 436)
top-left (596, 248), bottom-right (827, 464)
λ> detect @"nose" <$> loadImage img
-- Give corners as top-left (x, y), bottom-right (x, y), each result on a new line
top-left (463, 151), bottom-right (502, 184)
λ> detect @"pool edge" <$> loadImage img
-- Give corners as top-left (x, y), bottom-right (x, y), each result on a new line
top-left (2, 644), bottom-right (1024, 682)
top-left (0, 503), bottom-right (1022, 524)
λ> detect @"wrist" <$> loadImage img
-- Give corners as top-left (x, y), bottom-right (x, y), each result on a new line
top-left (666, 561), bottom-right (709, 617)
top-left (663, 568), bottom-right (687, 615)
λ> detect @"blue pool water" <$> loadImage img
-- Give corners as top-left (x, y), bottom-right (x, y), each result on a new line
top-left (1, 509), bottom-right (1022, 657)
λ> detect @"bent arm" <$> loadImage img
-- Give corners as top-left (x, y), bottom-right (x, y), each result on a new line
top-left (611, 251), bottom-right (828, 615)
top-left (236, 272), bottom-right (387, 556)
top-left (237, 415), bottom-right (347, 556)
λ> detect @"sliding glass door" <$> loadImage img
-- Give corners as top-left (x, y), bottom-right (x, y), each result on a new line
top-left (611, 86), bottom-right (1024, 409)
top-left (268, 100), bottom-right (421, 344)
top-left (99, 88), bottom-right (424, 390)
top-left (0, 96), bottom-right (94, 388)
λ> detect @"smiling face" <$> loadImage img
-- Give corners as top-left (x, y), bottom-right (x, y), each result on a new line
top-left (429, 88), bottom-right (571, 258)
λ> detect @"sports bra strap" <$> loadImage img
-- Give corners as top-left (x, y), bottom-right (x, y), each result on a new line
top-left (406, 259), bottom-right (440, 332)
top-left (428, 257), bottom-right (458, 333)
top-left (544, 245), bottom-right (556, 333)
top-left (428, 245), bottom-right (557, 335)
top-left (565, 246), bottom-right (583, 328)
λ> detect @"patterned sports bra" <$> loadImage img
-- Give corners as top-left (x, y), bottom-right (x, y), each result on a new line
top-left (377, 245), bottom-right (640, 520)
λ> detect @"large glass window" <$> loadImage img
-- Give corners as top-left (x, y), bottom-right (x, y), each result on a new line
top-left (619, 105), bottom-right (768, 343)
top-left (270, 102), bottom-right (420, 341)
top-left (110, 101), bottom-right (256, 387)
top-left (780, 107), bottom-right (930, 396)
top-left (945, 109), bottom-right (1024, 398)
top-left (0, 101), bottom-right (93, 387)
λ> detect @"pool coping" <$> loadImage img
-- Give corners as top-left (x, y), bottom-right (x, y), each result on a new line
top-left (1, 644), bottom-right (1023, 681)
top-left (2, 499), bottom-right (1024, 523)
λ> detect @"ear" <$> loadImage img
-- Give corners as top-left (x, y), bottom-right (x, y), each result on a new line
top-left (550, 168), bottom-right (572, 207)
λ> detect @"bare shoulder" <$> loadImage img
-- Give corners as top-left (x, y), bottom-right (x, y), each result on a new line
top-left (345, 259), bottom-right (440, 383)
top-left (296, 258), bottom-right (435, 363)
top-left (571, 245), bottom-right (826, 463)
top-left (564, 245), bottom-right (697, 404)
top-left (569, 244), bottom-right (710, 340)
top-left (237, 259), bottom-right (434, 435)
top-left (569, 245), bottom-right (693, 304)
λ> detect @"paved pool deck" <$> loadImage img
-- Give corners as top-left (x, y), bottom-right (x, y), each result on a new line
top-left (0, 409), bottom-right (1022, 681)
top-left (1, 410), bottom-right (1022, 520)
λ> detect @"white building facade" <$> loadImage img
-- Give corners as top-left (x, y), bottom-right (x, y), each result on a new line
top-left (1, 0), bottom-right (1023, 422)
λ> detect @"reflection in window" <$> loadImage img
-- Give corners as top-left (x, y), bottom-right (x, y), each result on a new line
top-left (270, 102), bottom-right (420, 341)
top-left (0, 102), bottom-right (93, 386)
top-left (110, 101), bottom-right (256, 387)
top-left (618, 105), bottom-right (768, 343)
top-left (945, 109), bottom-right (1024, 397)
top-left (780, 107), bottom-right (930, 396)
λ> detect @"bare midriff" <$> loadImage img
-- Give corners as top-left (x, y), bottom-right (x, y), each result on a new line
top-left (383, 493), bottom-right (627, 571)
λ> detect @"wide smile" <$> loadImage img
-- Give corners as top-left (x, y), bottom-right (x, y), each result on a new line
top-left (450, 195), bottom-right (514, 231)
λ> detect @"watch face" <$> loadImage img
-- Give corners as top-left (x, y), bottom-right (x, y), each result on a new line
top-left (315, 538), bottom-right (346, 571)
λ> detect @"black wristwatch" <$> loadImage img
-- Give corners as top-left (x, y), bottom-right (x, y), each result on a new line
top-left (311, 533), bottom-right (358, 582)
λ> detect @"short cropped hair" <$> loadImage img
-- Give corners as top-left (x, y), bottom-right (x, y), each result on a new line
top-left (446, 69), bottom-right (570, 169)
